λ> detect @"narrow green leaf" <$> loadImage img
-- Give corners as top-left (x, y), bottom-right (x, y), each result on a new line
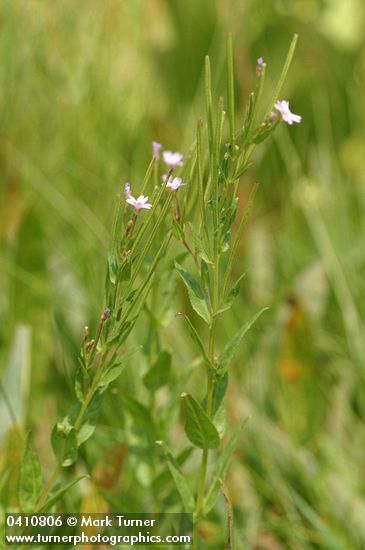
top-left (77, 424), bottom-right (95, 447)
top-left (177, 313), bottom-right (213, 372)
top-left (77, 390), bottom-right (103, 446)
top-left (245, 61), bottom-right (267, 145)
top-left (19, 440), bottom-right (43, 512)
top-left (107, 252), bottom-right (119, 284)
top-left (214, 95), bottom-right (225, 161)
top-left (116, 274), bottom-right (156, 350)
top-left (51, 424), bottom-right (78, 468)
top-left (196, 118), bottom-right (208, 237)
top-left (110, 192), bottom-right (123, 255)
top-left (74, 360), bottom-right (89, 402)
top-left (98, 347), bottom-right (140, 391)
top-left (205, 55), bottom-right (214, 158)
top-left (119, 260), bottom-right (131, 282)
top-left (212, 372), bottom-right (228, 416)
top-left (251, 120), bottom-right (279, 144)
top-left (218, 202), bottom-right (237, 252)
top-left (153, 447), bottom-right (193, 494)
top-left (202, 372), bottom-right (228, 416)
top-left (204, 419), bottom-right (249, 514)
top-left (216, 273), bottom-right (245, 315)
top-left (107, 320), bottom-right (132, 346)
top-left (126, 288), bottom-right (138, 303)
top-left (200, 259), bottom-right (211, 291)
top-left (237, 92), bottom-right (254, 147)
top-left (38, 476), bottom-right (86, 513)
top-left (181, 393), bottom-right (220, 449)
top-left (175, 262), bottom-right (211, 324)
top-left (217, 308), bottom-right (268, 375)
top-left (64, 401), bottom-right (81, 426)
top-left (140, 156), bottom-right (156, 195)
top-left (99, 365), bottom-right (125, 389)
top-left (221, 144), bottom-right (231, 179)
top-left (156, 440), bottom-right (195, 513)
top-left (172, 219), bottom-right (185, 241)
top-left (232, 159), bottom-right (250, 181)
top-left (190, 223), bottom-right (213, 265)
top-left (226, 32), bottom-right (235, 149)
top-left (143, 351), bottom-right (171, 391)
top-left (213, 401), bottom-right (226, 439)
top-left (220, 228), bottom-right (231, 254)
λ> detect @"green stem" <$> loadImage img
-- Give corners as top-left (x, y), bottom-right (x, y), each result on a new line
top-left (140, 157), bottom-right (156, 196)
top-left (193, 252), bottom-right (219, 547)
top-left (87, 316), bottom-right (106, 367)
top-left (193, 370), bottom-right (213, 548)
top-left (35, 465), bottom-right (61, 511)
top-left (182, 238), bottom-right (199, 268)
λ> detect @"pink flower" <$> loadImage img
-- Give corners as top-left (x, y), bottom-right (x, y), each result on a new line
top-left (162, 175), bottom-right (186, 191)
top-left (163, 151), bottom-right (184, 168)
top-left (274, 100), bottom-right (302, 125)
top-left (125, 191), bottom-right (152, 212)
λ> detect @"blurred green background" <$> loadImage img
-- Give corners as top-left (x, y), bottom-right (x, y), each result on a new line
top-left (1, 0), bottom-right (365, 547)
